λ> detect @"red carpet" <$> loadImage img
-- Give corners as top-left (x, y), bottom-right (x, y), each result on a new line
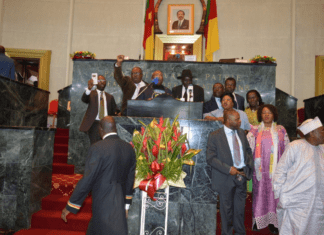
top-left (15, 128), bottom-right (90, 235)
top-left (16, 128), bottom-right (274, 234)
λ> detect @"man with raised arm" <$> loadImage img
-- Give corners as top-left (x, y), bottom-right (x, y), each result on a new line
top-left (114, 55), bottom-right (147, 115)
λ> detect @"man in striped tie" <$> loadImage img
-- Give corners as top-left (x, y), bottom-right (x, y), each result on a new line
top-left (206, 110), bottom-right (253, 235)
top-left (79, 75), bottom-right (117, 145)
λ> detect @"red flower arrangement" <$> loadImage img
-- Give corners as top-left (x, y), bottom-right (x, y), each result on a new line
top-left (131, 116), bottom-right (201, 200)
top-left (250, 55), bottom-right (276, 63)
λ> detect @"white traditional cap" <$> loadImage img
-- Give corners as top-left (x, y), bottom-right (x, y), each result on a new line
top-left (298, 116), bottom-right (323, 135)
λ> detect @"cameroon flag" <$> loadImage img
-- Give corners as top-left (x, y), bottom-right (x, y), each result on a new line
top-left (143, 0), bottom-right (155, 60)
top-left (204, 0), bottom-right (220, 62)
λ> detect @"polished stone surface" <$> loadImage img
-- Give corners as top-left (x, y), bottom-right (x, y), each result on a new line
top-left (0, 76), bottom-right (49, 127)
top-left (57, 85), bottom-right (71, 129)
top-left (304, 94), bottom-right (324, 124)
top-left (68, 116), bottom-right (220, 234)
top-left (275, 88), bottom-right (298, 139)
top-left (0, 127), bottom-right (54, 230)
top-left (68, 59), bottom-right (277, 168)
top-left (66, 60), bottom-right (292, 234)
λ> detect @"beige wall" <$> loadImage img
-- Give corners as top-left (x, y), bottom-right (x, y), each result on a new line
top-left (1, 0), bottom-right (324, 108)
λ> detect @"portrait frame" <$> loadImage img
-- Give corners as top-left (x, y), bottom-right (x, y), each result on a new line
top-left (167, 4), bottom-right (194, 35)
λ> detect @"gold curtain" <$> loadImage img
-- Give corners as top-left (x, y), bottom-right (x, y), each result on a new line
top-left (315, 56), bottom-right (324, 96)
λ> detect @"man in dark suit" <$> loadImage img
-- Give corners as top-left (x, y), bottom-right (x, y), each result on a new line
top-left (203, 82), bottom-right (224, 114)
top-left (0, 45), bottom-right (15, 80)
top-left (62, 116), bottom-right (136, 235)
top-left (137, 70), bottom-right (172, 100)
top-left (207, 110), bottom-right (253, 235)
top-left (172, 10), bottom-right (189, 30)
top-left (79, 75), bottom-right (117, 145)
top-left (114, 55), bottom-right (147, 115)
top-left (225, 77), bottom-right (245, 111)
top-left (172, 69), bottom-right (204, 102)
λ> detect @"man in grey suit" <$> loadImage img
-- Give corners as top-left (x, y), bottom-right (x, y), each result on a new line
top-left (207, 110), bottom-right (253, 235)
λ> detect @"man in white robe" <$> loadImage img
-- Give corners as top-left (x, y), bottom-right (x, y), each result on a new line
top-left (273, 117), bottom-right (324, 235)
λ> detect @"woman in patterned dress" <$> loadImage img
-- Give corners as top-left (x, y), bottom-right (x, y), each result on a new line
top-left (245, 90), bottom-right (264, 192)
top-left (247, 104), bottom-right (290, 234)
top-left (245, 90), bottom-right (264, 126)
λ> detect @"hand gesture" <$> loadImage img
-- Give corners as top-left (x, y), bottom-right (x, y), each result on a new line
top-left (61, 208), bottom-right (70, 223)
top-left (116, 55), bottom-right (125, 67)
top-left (218, 117), bottom-right (224, 123)
top-left (229, 167), bottom-right (239, 176)
top-left (88, 79), bottom-right (94, 90)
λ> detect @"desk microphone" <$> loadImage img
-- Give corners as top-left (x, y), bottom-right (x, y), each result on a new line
top-left (135, 77), bottom-right (159, 99)
top-left (188, 84), bottom-right (193, 102)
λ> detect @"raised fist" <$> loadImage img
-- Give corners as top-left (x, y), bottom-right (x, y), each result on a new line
top-left (116, 55), bottom-right (125, 67)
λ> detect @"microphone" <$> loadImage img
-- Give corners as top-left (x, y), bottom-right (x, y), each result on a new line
top-left (135, 77), bottom-right (159, 99)
top-left (187, 84), bottom-right (193, 102)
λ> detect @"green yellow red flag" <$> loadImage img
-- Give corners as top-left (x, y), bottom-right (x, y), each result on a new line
top-left (143, 0), bottom-right (155, 60)
top-left (204, 0), bottom-right (220, 62)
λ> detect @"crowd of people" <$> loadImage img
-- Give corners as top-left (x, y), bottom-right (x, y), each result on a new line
top-left (61, 55), bottom-right (324, 235)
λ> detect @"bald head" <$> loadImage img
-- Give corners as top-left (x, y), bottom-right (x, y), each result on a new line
top-left (0, 46), bottom-right (5, 54)
top-left (131, 67), bottom-right (143, 84)
top-left (224, 110), bottom-right (241, 130)
top-left (99, 116), bottom-right (117, 138)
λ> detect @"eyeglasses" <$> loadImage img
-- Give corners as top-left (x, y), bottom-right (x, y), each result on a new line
top-left (131, 72), bottom-right (142, 75)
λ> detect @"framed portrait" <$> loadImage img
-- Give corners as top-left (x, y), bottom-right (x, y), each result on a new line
top-left (167, 4), bottom-right (194, 35)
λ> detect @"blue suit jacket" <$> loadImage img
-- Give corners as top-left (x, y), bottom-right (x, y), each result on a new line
top-left (203, 96), bottom-right (220, 114)
top-left (0, 54), bottom-right (15, 80)
top-left (234, 93), bottom-right (245, 111)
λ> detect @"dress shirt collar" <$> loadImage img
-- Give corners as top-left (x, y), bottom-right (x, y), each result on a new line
top-left (135, 80), bottom-right (146, 88)
top-left (96, 89), bottom-right (104, 96)
top-left (224, 125), bottom-right (236, 135)
top-left (103, 132), bottom-right (117, 139)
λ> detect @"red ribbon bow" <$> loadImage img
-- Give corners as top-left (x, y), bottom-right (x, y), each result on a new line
top-left (139, 160), bottom-right (166, 200)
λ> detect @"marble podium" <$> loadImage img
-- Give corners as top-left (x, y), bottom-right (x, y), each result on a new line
top-left (0, 76), bottom-right (55, 230)
top-left (0, 127), bottom-right (55, 230)
top-left (68, 59), bottom-right (278, 173)
top-left (65, 59), bottom-right (297, 234)
top-left (0, 75), bottom-right (49, 127)
top-left (115, 116), bottom-right (222, 235)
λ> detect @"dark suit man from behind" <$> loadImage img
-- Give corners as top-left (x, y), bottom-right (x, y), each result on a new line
top-left (0, 45), bottom-right (15, 80)
top-left (203, 82), bottom-right (224, 114)
top-left (207, 110), bottom-right (253, 235)
top-left (172, 10), bottom-right (189, 30)
top-left (62, 116), bottom-right (136, 235)
top-left (79, 75), bottom-right (117, 145)
top-left (172, 69), bottom-right (204, 102)
top-left (225, 77), bottom-right (245, 111)
top-left (137, 70), bottom-right (172, 100)
top-left (114, 55), bottom-right (147, 115)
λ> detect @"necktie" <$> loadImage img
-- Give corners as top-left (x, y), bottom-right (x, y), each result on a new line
top-left (99, 91), bottom-right (105, 119)
top-left (178, 21), bottom-right (181, 28)
top-left (132, 84), bottom-right (139, 100)
top-left (183, 89), bottom-right (188, 102)
top-left (232, 130), bottom-right (241, 166)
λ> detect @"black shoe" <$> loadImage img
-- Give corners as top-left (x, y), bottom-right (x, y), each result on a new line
top-left (268, 224), bottom-right (279, 234)
top-left (252, 224), bottom-right (259, 231)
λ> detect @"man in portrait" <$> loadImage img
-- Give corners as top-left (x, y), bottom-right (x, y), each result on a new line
top-left (172, 10), bottom-right (189, 30)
